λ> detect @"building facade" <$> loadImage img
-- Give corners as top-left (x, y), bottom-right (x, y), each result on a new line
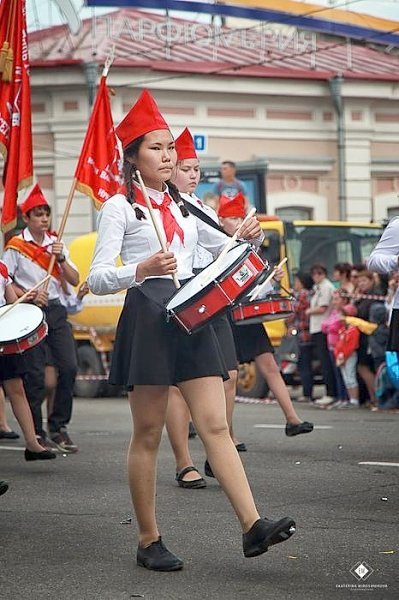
top-left (1, 8), bottom-right (399, 243)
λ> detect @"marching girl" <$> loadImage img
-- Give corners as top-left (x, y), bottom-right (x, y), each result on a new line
top-left (88, 90), bottom-right (296, 571)
top-left (218, 197), bottom-right (314, 438)
top-left (368, 217), bottom-right (399, 356)
top-left (166, 128), bottom-right (250, 490)
top-left (0, 261), bottom-right (56, 462)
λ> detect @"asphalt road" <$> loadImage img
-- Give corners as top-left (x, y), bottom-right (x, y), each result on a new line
top-left (1, 397), bottom-right (398, 600)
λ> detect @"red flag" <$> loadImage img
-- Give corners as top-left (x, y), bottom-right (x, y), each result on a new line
top-left (0, 0), bottom-right (33, 232)
top-left (75, 75), bottom-right (122, 209)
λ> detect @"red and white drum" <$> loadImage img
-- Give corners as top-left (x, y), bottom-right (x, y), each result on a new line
top-left (166, 243), bottom-right (269, 334)
top-left (0, 303), bottom-right (48, 355)
top-left (231, 294), bottom-right (294, 325)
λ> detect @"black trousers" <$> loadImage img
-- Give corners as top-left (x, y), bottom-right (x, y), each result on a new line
top-left (311, 331), bottom-right (337, 398)
top-left (23, 304), bottom-right (77, 436)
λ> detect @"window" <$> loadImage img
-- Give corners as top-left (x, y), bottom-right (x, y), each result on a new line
top-left (387, 207), bottom-right (399, 219)
top-left (276, 206), bottom-right (313, 221)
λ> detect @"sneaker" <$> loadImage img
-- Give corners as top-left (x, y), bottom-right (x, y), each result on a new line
top-left (314, 396), bottom-right (334, 407)
top-left (296, 396), bottom-right (313, 403)
top-left (326, 400), bottom-right (345, 410)
top-left (50, 428), bottom-right (78, 453)
top-left (36, 434), bottom-right (56, 451)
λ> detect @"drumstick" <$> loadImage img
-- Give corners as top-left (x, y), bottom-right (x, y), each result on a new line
top-left (248, 257), bottom-right (288, 302)
top-left (200, 207), bottom-right (256, 285)
top-left (135, 170), bottom-right (180, 290)
top-left (0, 274), bottom-right (52, 320)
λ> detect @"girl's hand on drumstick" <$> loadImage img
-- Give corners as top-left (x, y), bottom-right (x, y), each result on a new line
top-left (136, 250), bottom-right (177, 282)
top-left (24, 289), bottom-right (38, 303)
top-left (273, 266), bottom-right (284, 282)
top-left (236, 216), bottom-right (262, 241)
top-left (35, 289), bottom-right (49, 307)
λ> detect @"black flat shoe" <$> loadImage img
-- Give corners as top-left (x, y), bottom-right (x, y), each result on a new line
top-left (175, 466), bottom-right (206, 489)
top-left (0, 430), bottom-right (20, 440)
top-left (235, 442), bottom-right (247, 452)
top-left (0, 481), bottom-right (9, 497)
top-left (285, 421), bottom-right (314, 437)
top-left (25, 448), bottom-right (57, 461)
top-left (204, 459), bottom-right (215, 478)
top-left (137, 537), bottom-right (183, 571)
top-left (243, 517), bottom-right (296, 558)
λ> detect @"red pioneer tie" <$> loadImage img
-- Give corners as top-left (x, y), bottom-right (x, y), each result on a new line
top-left (134, 188), bottom-right (184, 245)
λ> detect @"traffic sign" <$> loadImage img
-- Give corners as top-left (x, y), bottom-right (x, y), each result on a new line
top-left (193, 133), bottom-right (208, 154)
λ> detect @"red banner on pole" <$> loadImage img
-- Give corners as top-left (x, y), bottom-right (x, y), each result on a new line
top-left (75, 75), bottom-right (122, 209)
top-left (0, 0), bottom-right (33, 232)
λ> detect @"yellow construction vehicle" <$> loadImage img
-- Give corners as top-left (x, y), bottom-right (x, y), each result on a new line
top-left (69, 219), bottom-right (383, 398)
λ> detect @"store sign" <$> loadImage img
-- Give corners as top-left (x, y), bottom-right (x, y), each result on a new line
top-left (102, 16), bottom-right (316, 53)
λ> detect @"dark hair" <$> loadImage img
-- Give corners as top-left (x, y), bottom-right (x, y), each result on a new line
top-left (122, 135), bottom-right (188, 219)
top-left (221, 160), bottom-right (236, 169)
top-left (26, 205), bottom-right (51, 218)
top-left (295, 271), bottom-right (314, 290)
top-left (352, 263), bottom-right (365, 272)
top-left (310, 263), bottom-right (327, 276)
top-left (333, 262), bottom-right (352, 278)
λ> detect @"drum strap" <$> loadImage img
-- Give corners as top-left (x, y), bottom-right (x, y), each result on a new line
top-left (183, 200), bottom-right (231, 237)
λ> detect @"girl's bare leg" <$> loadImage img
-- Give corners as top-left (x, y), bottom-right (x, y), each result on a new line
top-left (2, 379), bottom-right (44, 452)
top-left (255, 353), bottom-right (302, 424)
top-left (224, 369), bottom-right (240, 444)
top-left (178, 377), bottom-right (259, 532)
top-left (165, 386), bottom-right (203, 482)
top-left (128, 385), bottom-right (169, 547)
top-left (0, 386), bottom-right (13, 432)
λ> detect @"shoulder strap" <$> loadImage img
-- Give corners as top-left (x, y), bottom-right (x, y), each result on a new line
top-left (182, 198), bottom-right (231, 237)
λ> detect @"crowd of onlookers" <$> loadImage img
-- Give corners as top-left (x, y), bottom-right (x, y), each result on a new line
top-left (287, 261), bottom-right (399, 411)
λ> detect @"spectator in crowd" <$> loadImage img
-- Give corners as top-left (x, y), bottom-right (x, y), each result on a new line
top-left (287, 272), bottom-right (314, 402)
top-left (321, 290), bottom-right (349, 407)
top-left (212, 161), bottom-right (249, 208)
top-left (334, 302), bottom-right (360, 409)
top-left (386, 273), bottom-right (399, 322)
top-left (306, 264), bottom-right (337, 406)
top-left (368, 303), bottom-right (390, 371)
top-left (353, 270), bottom-right (383, 406)
top-left (350, 263), bottom-right (365, 294)
top-left (333, 262), bottom-right (354, 294)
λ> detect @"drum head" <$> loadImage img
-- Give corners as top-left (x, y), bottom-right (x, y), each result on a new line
top-left (0, 303), bottom-right (44, 342)
top-left (167, 243), bottom-right (251, 311)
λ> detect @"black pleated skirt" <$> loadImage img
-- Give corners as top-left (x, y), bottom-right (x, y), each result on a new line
top-left (0, 353), bottom-right (27, 383)
top-left (388, 309), bottom-right (399, 351)
top-left (212, 313), bottom-right (238, 371)
top-left (109, 279), bottom-right (228, 388)
top-left (229, 319), bottom-right (274, 364)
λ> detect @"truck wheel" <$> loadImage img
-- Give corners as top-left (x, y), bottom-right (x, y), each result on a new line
top-left (74, 345), bottom-right (105, 398)
top-left (236, 362), bottom-right (269, 399)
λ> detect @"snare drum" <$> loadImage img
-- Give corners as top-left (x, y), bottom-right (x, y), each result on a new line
top-left (166, 243), bottom-right (268, 334)
top-left (231, 294), bottom-right (294, 325)
top-left (0, 303), bottom-right (48, 355)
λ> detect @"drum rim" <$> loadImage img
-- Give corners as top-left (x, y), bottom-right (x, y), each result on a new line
top-left (166, 243), bottom-right (261, 312)
top-left (0, 303), bottom-right (45, 343)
